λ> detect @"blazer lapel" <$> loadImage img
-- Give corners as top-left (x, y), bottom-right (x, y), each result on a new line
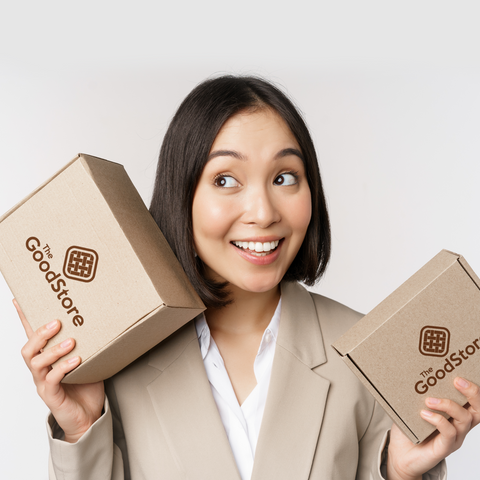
top-left (252, 282), bottom-right (331, 480)
top-left (146, 322), bottom-right (242, 480)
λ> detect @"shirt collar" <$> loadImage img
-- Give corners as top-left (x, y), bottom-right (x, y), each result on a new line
top-left (194, 313), bottom-right (211, 359)
top-left (194, 297), bottom-right (282, 360)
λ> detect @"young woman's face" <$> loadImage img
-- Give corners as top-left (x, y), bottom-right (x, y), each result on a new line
top-left (192, 108), bottom-right (312, 294)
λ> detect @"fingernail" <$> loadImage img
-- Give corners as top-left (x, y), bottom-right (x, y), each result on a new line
top-left (456, 377), bottom-right (470, 389)
top-left (60, 339), bottom-right (72, 348)
top-left (46, 320), bottom-right (58, 330)
top-left (421, 409), bottom-right (433, 417)
top-left (427, 397), bottom-right (441, 405)
top-left (67, 356), bottom-right (79, 364)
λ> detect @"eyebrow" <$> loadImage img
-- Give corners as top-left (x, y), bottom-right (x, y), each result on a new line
top-left (208, 150), bottom-right (246, 161)
top-left (274, 148), bottom-right (304, 162)
top-left (207, 148), bottom-right (304, 162)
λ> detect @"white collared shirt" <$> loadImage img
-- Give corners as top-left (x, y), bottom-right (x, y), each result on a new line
top-left (194, 299), bottom-right (281, 480)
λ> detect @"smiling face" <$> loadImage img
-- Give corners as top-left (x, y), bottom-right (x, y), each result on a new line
top-left (192, 108), bottom-right (312, 295)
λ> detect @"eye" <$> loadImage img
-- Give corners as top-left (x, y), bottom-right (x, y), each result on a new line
top-left (274, 172), bottom-right (298, 186)
top-left (213, 175), bottom-right (240, 188)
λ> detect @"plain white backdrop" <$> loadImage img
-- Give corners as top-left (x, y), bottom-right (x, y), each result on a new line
top-left (1, 1), bottom-right (479, 479)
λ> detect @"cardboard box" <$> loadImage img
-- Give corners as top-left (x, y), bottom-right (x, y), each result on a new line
top-left (332, 250), bottom-right (480, 444)
top-left (0, 154), bottom-right (205, 384)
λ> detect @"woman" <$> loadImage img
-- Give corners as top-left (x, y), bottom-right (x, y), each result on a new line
top-left (17, 75), bottom-right (480, 479)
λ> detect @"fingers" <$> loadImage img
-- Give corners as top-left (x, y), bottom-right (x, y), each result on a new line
top-left (43, 356), bottom-right (81, 398)
top-left (21, 325), bottom-right (81, 402)
top-left (13, 298), bottom-right (34, 339)
top-left (420, 387), bottom-right (478, 455)
top-left (18, 305), bottom-right (83, 402)
top-left (30, 338), bottom-right (76, 374)
top-left (454, 377), bottom-right (480, 427)
top-left (422, 397), bottom-right (472, 439)
top-left (14, 304), bottom-right (101, 440)
top-left (20, 320), bottom-right (79, 388)
top-left (20, 319), bottom-right (61, 366)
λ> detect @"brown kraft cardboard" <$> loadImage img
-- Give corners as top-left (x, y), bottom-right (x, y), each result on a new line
top-left (332, 250), bottom-right (480, 444)
top-left (0, 154), bottom-right (205, 384)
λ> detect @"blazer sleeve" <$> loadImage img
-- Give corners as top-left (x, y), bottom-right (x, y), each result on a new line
top-left (47, 396), bottom-right (125, 480)
top-left (355, 400), bottom-right (391, 480)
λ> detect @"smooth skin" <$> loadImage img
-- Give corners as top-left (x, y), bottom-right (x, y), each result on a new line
top-left (192, 108), bottom-right (311, 404)
top-left (16, 301), bottom-right (104, 443)
top-left (387, 381), bottom-right (480, 480)
top-left (17, 108), bottom-right (480, 479)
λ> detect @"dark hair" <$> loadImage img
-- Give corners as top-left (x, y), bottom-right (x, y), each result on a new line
top-left (150, 75), bottom-right (330, 308)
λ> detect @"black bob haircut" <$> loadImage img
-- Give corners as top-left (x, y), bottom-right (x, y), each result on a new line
top-left (150, 75), bottom-right (331, 308)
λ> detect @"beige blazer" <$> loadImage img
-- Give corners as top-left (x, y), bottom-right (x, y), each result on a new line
top-left (48, 282), bottom-right (446, 480)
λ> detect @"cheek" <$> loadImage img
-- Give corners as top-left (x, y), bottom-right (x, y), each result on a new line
top-left (192, 189), bottom-right (235, 242)
top-left (289, 192), bottom-right (312, 239)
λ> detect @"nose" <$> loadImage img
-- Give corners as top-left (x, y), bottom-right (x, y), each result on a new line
top-left (242, 185), bottom-right (281, 228)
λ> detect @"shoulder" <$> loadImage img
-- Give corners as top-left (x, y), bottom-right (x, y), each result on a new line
top-left (281, 282), bottom-right (387, 444)
top-left (307, 288), bottom-right (364, 346)
top-left (279, 280), bottom-right (367, 380)
top-left (281, 280), bottom-right (363, 346)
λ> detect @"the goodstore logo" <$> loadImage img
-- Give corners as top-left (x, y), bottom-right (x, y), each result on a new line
top-left (419, 326), bottom-right (450, 357)
top-left (415, 326), bottom-right (480, 395)
top-left (63, 246), bottom-right (99, 283)
top-left (25, 236), bottom-right (100, 327)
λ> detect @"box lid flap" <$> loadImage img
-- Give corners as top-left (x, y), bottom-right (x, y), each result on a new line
top-left (79, 154), bottom-right (204, 311)
top-left (0, 155), bottom-right (81, 223)
top-left (332, 250), bottom-right (460, 355)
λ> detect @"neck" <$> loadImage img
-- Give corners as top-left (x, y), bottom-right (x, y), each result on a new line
top-left (205, 284), bottom-right (281, 335)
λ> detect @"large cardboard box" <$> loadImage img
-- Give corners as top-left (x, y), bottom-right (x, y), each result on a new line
top-left (0, 154), bottom-right (205, 384)
top-left (332, 250), bottom-right (480, 444)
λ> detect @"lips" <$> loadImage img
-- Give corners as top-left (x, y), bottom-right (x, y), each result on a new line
top-left (231, 239), bottom-right (282, 257)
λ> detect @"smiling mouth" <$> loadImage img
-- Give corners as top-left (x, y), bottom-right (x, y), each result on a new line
top-left (231, 239), bottom-right (282, 257)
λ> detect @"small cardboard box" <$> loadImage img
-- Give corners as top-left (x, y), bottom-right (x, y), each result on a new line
top-left (332, 250), bottom-right (480, 444)
top-left (0, 154), bottom-right (205, 384)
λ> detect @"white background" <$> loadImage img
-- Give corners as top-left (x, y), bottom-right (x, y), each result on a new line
top-left (1, 1), bottom-right (479, 478)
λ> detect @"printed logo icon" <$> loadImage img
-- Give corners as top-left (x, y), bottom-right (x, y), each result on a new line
top-left (63, 246), bottom-right (99, 283)
top-left (419, 326), bottom-right (450, 357)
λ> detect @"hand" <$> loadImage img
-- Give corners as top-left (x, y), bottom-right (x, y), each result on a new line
top-left (15, 299), bottom-right (105, 443)
top-left (386, 378), bottom-right (480, 480)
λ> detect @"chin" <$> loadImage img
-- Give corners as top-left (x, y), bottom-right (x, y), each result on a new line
top-left (233, 273), bottom-right (284, 294)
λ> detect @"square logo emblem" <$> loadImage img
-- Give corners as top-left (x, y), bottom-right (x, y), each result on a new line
top-left (419, 326), bottom-right (450, 357)
top-left (63, 246), bottom-right (99, 283)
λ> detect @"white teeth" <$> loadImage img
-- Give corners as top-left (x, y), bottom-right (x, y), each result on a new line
top-left (232, 240), bottom-right (280, 253)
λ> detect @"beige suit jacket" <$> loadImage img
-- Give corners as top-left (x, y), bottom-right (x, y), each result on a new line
top-left (47, 281), bottom-right (446, 480)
